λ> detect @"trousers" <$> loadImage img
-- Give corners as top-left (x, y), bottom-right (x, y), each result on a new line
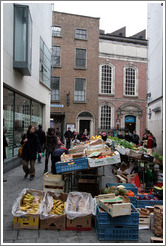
top-left (23, 159), bottom-right (35, 176)
top-left (44, 151), bottom-right (53, 173)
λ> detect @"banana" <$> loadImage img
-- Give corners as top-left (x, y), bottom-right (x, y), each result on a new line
top-left (55, 200), bottom-right (63, 207)
top-left (54, 209), bottom-right (62, 215)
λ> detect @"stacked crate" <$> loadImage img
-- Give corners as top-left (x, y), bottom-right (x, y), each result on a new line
top-left (96, 204), bottom-right (139, 241)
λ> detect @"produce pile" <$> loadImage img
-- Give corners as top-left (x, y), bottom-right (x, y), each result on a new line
top-left (50, 199), bottom-right (66, 215)
top-left (136, 195), bottom-right (160, 201)
top-left (92, 135), bottom-right (102, 140)
top-left (20, 193), bottom-right (41, 214)
top-left (102, 185), bottom-right (135, 197)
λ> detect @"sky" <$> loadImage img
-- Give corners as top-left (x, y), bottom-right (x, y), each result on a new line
top-left (53, 1), bottom-right (151, 37)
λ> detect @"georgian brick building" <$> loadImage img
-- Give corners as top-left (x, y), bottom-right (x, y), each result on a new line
top-left (51, 12), bottom-right (147, 140)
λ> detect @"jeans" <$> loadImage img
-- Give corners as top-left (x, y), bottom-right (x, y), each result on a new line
top-left (44, 151), bottom-right (53, 173)
top-left (23, 159), bottom-right (35, 176)
top-left (66, 139), bottom-right (71, 149)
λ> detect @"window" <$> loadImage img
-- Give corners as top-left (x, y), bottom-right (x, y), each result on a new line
top-left (51, 77), bottom-right (60, 101)
top-left (75, 29), bottom-right (87, 40)
top-left (101, 65), bottom-right (112, 94)
top-left (75, 48), bottom-right (86, 68)
top-left (40, 37), bottom-right (51, 88)
top-left (52, 46), bottom-right (61, 66)
top-left (125, 67), bottom-right (136, 96)
top-left (52, 26), bottom-right (61, 37)
top-left (13, 4), bottom-right (32, 76)
top-left (74, 78), bottom-right (86, 102)
top-left (100, 105), bottom-right (112, 130)
top-left (31, 101), bottom-right (43, 127)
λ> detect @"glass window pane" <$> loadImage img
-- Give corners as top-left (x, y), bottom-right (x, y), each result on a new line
top-left (3, 88), bottom-right (14, 159)
top-left (14, 5), bottom-right (27, 62)
top-left (51, 77), bottom-right (60, 101)
top-left (14, 94), bottom-right (30, 156)
top-left (31, 101), bottom-right (43, 127)
top-left (75, 49), bottom-right (86, 68)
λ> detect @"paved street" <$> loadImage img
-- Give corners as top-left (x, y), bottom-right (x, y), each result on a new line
top-left (3, 157), bottom-right (155, 244)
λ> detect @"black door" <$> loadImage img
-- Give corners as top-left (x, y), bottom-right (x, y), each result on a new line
top-left (79, 120), bottom-right (90, 136)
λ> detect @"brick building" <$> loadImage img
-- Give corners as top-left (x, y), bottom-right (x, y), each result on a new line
top-left (98, 27), bottom-right (148, 138)
top-left (51, 12), bottom-right (100, 140)
top-left (51, 12), bottom-right (148, 141)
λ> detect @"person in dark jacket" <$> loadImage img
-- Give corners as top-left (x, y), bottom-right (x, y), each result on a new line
top-left (3, 127), bottom-right (8, 182)
top-left (102, 132), bottom-right (107, 142)
top-left (131, 130), bottom-right (140, 145)
top-left (124, 131), bottom-right (132, 142)
top-left (21, 125), bottom-right (41, 181)
top-left (36, 124), bottom-right (45, 163)
top-left (52, 147), bottom-right (69, 174)
top-left (117, 130), bottom-right (124, 139)
top-left (44, 127), bottom-right (58, 173)
top-left (64, 127), bottom-right (73, 149)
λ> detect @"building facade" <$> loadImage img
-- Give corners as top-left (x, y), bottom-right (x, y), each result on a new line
top-left (98, 28), bottom-right (148, 138)
top-left (51, 12), bottom-right (100, 140)
top-left (147, 3), bottom-right (163, 154)
top-left (3, 3), bottom-right (52, 172)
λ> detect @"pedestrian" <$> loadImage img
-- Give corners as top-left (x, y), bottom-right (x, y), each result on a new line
top-left (21, 125), bottom-right (42, 181)
top-left (52, 147), bottom-right (69, 174)
top-left (146, 130), bottom-right (155, 155)
top-left (57, 137), bottom-right (63, 148)
top-left (124, 131), bottom-right (132, 142)
top-left (131, 130), bottom-right (140, 145)
top-left (101, 132), bottom-right (107, 141)
top-left (55, 127), bottom-right (61, 139)
top-left (117, 130), bottom-right (124, 139)
top-left (36, 124), bottom-right (45, 163)
top-left (141, 132), bottom-right (148, 146)
top-left (44, 127), bottom-right (58, 173)
top-left (64, 127), bottom-right (73, 149)
top-left (3, 126), bottom-right (8, 182)
top-left (98, 131), bottom-right (102, 136)
top-left (82, 129), bottom-right (89, 142)
top-left (72, 129), bottom-right (80, 146)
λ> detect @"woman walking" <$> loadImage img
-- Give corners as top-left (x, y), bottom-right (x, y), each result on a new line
top-left (21, 125), bottom-right (41, 181)
top-left (44, 127), bottom-right (58, 173)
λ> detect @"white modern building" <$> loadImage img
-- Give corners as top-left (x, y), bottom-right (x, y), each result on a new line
top-left (147, 3), bottom-right (164, 154)
top-left (3, 3), bottom-right (52, 172)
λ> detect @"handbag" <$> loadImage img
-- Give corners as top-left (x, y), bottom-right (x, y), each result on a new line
top-left (18, 143), bottom-right (25, 158)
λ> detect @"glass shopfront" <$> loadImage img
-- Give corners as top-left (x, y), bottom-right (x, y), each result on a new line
top-left (3, 87), bottom-right (43, 160)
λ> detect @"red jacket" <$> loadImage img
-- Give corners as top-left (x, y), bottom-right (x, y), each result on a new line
top-left (147, 135), bottom-right (153, 148)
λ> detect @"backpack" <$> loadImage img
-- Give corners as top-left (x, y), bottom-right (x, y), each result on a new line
top-left (152, 137), bottom-right (157, 148)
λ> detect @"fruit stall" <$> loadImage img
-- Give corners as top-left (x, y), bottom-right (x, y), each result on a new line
top-left (11, 135), bottom-right (163, 242)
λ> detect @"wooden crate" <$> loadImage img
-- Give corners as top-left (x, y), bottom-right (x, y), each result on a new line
top-left (150, 237), bottom-right (163, 243)
top-left (139, 216), bottom-right (150, 229)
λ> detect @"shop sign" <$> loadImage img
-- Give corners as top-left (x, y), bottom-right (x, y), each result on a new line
top-left (51, 104), bottom-right (64, 108)
top-left (125, 116), bottom-right (135, 123)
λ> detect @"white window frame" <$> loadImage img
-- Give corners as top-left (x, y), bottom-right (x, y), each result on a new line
top-left (123, 66), bottom-right (138, 97)
top-left (52, 26), bottom-right (61, 37)
top-left (99, 103), bottom-right (114, 130)
top-left (99, 64), bottom-right (115, 95)
top-left (74, 78), bottom-right (86, 103)
top-left (75, 48), bottom-right (87, 69)
top-left (75, 28), bottom-right (87, 40)
top-left (51, 76), bottom-right (60, 102)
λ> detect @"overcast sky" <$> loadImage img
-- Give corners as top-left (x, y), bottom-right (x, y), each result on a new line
top-left (53, 1), bottom-right (151, 37)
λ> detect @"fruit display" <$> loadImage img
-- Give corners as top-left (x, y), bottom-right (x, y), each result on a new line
top-left (50, 199), bottom-right (66, 215)
top-left (92, 135), bottom-right (101, 140)
top-left (20, 193), bottom-right (41, 214)
top-left (101, 185), bottom-right (134, 197)
top-left (136, 195), bottom-right (159, 201)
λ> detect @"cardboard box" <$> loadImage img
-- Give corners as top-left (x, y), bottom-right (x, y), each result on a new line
top-left (66, 215), bottom-right (91, 231)
top-left (99, 196), bottom-right (131, 217)
top-left (13, 214), bottom-right (39, 229)
top-left (40, 192), bottom-right (67, 230)
top-left (95, 194), bottom-right (115, 204)
top-left (43, 173), bottom-right (64, 193)
top-left (88, 151), bottom-right (121, 168)
top-left (139, 216), bottom-right (150, 229)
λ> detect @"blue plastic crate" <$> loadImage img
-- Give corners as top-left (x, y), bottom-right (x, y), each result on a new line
top-left (55, 157), bottom-right (89, 173)
top-left (106, 183), bottom-right (138, 195)
top-left (129, 196), bottom-right (136, 207)
top-left (96, 221), bottom-right (139, 241)
top-left (96, 204), bottom-right (139, 226)
top-left (136, 195), bottom-right (163, 208)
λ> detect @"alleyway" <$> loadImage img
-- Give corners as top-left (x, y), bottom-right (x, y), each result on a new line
top-left (3, 157), bottom-right (155, 244)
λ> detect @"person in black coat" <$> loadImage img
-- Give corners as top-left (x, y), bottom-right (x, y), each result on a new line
top-left (3, 127), bottom-right (8, 182)
top-left (52, 147), bottom-right (69, 174)
top-left (36, 124), bottom-right (45, 163)
top-left (124, 131), bottom-right (132, 142)
top-left (64, 127), bottom-right (73, 149)
top-left (131, 130), bottom-right (140, 145)
top-left (44, 127), bottom-right (58, 173)
top-left (117, 130), bottom-right (124, 139)
top-left (21, 125), bottom-right (41, 181)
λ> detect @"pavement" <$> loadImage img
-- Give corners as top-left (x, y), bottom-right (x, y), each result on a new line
top-left (3, 156), bottom-right (155, 244)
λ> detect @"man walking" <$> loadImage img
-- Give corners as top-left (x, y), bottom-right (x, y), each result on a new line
top-left (64, 127), bottom-right (73, 149)
top-left (131, 130), bottom-right (140, 145)
top-left (36, 124), bottom-right (45, 163)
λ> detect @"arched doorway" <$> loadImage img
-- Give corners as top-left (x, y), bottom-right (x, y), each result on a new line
top-left (76, 111), bottom-right (95, 138)
top-left (125, 115), bottom-right (136, 133)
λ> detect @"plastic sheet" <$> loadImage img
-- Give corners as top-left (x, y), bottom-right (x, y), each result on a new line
top-left (40, 192), bottom-right (67, 220)
top-left (65, 192), bottom-right (96, 220)
top-left (12, 188), bottom-right (44, 217)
